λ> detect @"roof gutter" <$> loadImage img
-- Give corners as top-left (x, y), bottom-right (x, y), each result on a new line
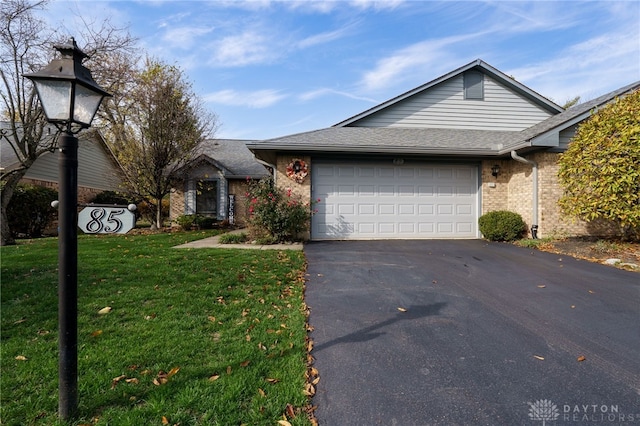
top-left (510, 150), bottom-right (539, 239)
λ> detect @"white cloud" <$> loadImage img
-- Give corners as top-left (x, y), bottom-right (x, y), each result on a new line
top-left (161, 26), bottom-right (215, 50)
top-left (296, 26), bottom-right (355, 49)
top-left (299, 88), bottom-right (377, 103)
top-left (360, 32), bottom-right (487, 92)
top-left (507, 25), bottom-right (640, 103)
top-left (207, 31), bottom-right (274, 67)
top-left (349, 0), bottom-right (405, 11)
top-left (204, 89), bottom-right (287, 108)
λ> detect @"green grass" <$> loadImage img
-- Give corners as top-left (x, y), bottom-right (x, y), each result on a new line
top-left (1, 231), bottom-right (311, 426)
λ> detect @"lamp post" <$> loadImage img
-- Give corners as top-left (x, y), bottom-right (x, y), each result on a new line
top-left (24, 38), bottom-right (110, 420)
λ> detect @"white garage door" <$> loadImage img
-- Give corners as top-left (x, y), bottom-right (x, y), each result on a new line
top-left (311, 162), bottom-right (478, 240)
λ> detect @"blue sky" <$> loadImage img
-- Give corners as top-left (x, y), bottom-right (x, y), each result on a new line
top-left (44, 1), bottom-right (640, 140)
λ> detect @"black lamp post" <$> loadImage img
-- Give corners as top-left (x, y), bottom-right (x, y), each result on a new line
top-left (24, 38), bottom-right (110, 420)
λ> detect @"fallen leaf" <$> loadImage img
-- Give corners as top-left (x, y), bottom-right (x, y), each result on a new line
top-left (227, 365), bottom-right (232, 375)
top-left (571, 305), bottom-right (576, 309)
top-left (240, 360), bottom-right (250, 367)
top-left (266, 377), bottom-right (280, 384)
top-left (258, 388), bottom-right (266, 397)
top-left (91, 330), bottom-right (103, 337)
top-left (537, 285), bottom-right (546, 288)
top-left (577, 355), bottom-right (586, 362)
top-left (209, 374), bottom-right (220, 382)
top-left (111, 374), bottom-right (127, 389)
top-left (533, 355), bottom-right (545, 360)
top-left (162, 416), bottom-right (169, 425)
top-left (303, 383), bottom-right (316, 396)
top-left (125, 378), bottom-right (139, 384)
top-left (98, 306), bottom-right (112, 315)
top-left (588, 290), bottom-right (595, 294)
top-left (278, 420), bottom-right (292, 426)
top-left (13, 318), bottom-right (27, 324)
top-left (208, 315), bottom-right (216, 322)
top-left (397, 307), bottom-right (407, 312)
top-left (285, 403), bottom-right (296, 418)
top-left (166, 366), bottom-right (180, 379)
top-left (15, 355), bottom-right (27, 361)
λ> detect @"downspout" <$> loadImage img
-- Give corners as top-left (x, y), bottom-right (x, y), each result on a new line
top-left (255, 158), bottom-right (277, 186)
top-left (510, 151), bottom-right (539, 239)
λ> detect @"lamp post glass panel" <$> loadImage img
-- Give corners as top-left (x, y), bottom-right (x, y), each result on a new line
top-left (24, 38), bottom-right (110, 420)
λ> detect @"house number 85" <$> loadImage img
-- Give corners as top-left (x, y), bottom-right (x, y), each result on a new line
top-left (85, 208), bottom-right (124, 233)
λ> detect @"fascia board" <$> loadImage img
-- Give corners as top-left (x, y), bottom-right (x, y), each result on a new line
top-left (250, 144), bottom-right (501, 157)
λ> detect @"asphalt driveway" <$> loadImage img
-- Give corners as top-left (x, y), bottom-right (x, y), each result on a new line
top-left (304, 240), bottom-right (640, 426)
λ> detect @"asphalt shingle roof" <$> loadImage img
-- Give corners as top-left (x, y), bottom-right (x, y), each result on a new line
top-left (198, 139), bottom-right (269, 178)
top-left (251, 127), bottom-right (521, 156)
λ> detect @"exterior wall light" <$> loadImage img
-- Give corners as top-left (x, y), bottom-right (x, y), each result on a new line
top-left (491, 164), bottom-right (500, 177)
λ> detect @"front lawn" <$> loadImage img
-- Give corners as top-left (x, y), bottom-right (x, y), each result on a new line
top-left (1, 231), bottom-right (312, 425)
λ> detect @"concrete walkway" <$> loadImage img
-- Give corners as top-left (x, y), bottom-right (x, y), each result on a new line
top-left (173, 228), bottom-right (303, 250)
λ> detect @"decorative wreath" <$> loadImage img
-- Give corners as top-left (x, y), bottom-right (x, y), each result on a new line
top-left (286, 159), bottom-right (309, 184)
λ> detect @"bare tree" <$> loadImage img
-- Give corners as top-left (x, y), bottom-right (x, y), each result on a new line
top-left (0, 0), bottom-right (137, 245)
top-left (1, 0), bottom-right (55, 246)
top-left (104, 58), bottom-right (218, 229)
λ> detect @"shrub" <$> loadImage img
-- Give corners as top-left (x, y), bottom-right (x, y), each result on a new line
top-left (478, 210), bottom-right (527, 241)
top-left (175, 214), bottom-right (198, 230)
top-left (196, 216), bottom-right (218, 229)
top-left (175, 214), bottom-right (218, 230)
top-left (246, 178), bottom-right (317, 243)
top-left (218, 232), bottom-right (248, 244)
top-left (7, 184), bottom-right (58, 238)
top-left (89, 190), bottom-right (132, 206)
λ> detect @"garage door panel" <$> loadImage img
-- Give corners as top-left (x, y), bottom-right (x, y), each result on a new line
top-left (378, 167), bottom-right (395, 178)
top-left (359, 204), bottom-right (375, 215)
top-left (311, 162), bottom-right (478, 239)
top-left (379, 185), bottom-right (395, 196)
top-left (359, 185), bottom-right (375, 196)
top-left (399, 204), bottom-right (415, 215)
top-left (378, 204), bottom-right (395, 215)
top-left (378, 223), bottom-right (395, 234)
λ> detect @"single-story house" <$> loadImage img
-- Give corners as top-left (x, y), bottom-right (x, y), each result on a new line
top-left (170, 139), bottom-right (270, 226)
top-left (247, 59), bottom-right (640, 240)
top-left (0, 124), bottom-right (122, 203)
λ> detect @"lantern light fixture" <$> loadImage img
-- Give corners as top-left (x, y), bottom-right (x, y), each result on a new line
top-left (24, 38), bottom-right (110, 132)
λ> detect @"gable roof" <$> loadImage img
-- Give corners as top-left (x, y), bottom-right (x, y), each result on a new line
top-left (334, 59), bottom-right (564, 127)
top-left (249, 80), bottom-right (639, 158)
top-left (192, 139), bottom-right (269, 178)
top-left (513, 80), bottom-right (640, 149)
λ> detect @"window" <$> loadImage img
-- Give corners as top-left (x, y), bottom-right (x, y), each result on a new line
top-left (464, 71), bottom-right (484, 100)
top-left (196, 180), bottom-right (218, 215)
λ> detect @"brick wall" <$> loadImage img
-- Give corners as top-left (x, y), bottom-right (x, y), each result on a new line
top-left (21, 177), bottom-right (101, 204)
top-left (275, 155), bottom-right (312, 239)
top-left (482, 154), bottom-right (618, 238)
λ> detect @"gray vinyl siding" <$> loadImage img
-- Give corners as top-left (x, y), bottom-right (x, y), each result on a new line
top-left (558, 125), bottom-right (578, 150)
top-left (353, 75), bottom-right (554, 131)
top-left (24, 137), bottom-right (120, 190)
